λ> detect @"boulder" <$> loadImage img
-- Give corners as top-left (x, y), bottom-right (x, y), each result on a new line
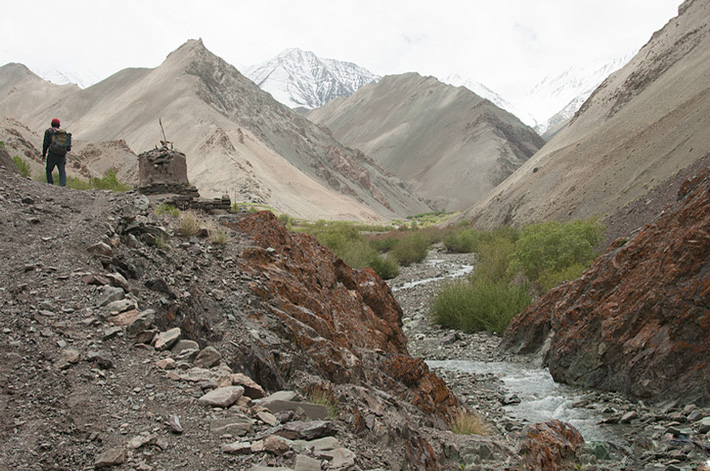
top-left (198, 386), bottom-right (244, 408)
top-left (518, 420), bottom-right (584, 471)
top-left (193, 346), bottom-right (221, 368)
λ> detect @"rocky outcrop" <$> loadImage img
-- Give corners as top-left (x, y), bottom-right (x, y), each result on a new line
top-left (501, 171), bottom-right (710, 406)
top-left (229, 211), bottom-right (460, 424)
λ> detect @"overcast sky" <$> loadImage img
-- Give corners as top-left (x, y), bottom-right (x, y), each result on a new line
top-left (0, 0), bottom-right (682, 100)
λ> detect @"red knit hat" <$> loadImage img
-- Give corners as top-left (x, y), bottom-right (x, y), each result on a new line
top-left (51, 118), bottom-right (60, 127)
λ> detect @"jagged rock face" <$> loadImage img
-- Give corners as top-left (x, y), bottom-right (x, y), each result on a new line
top-left (229, 211), bottom-right (459, 423)
top-left (501, 171), bottom-right (710, 405)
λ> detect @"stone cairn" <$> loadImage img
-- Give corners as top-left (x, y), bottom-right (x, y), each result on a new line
top-left (138, 144), bottom-right (230, 212)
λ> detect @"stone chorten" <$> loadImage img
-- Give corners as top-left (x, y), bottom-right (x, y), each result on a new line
top-left (138, 145), bottom-right (230, 212)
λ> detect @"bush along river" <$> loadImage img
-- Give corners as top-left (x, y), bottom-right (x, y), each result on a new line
top-left (388, 246), bottom-right (710, 471)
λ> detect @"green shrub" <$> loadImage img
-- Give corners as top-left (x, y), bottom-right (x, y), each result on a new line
top-left (474, 235), bottom-right (517, 284)
top-left (155, 204), bottom-right (181, 218)
top-left (338, 239), bottom-right (379, 269)
top-left (368, 254), bottom-right (400, 280)
top-left (209, 229), bottom-right (229, 245)
top-left (391, 232), bottom-right (429, 266)
top-left (89, 169), bottom-right (131, 191)
top-left (509, 219), bottom-right (605, 287)
top-left (537, 262), bottom-right (588, 293)
top-left (430, 277), bottom-right (531, 334)
top-left (443, 228), bottom-right (479, 253)
top-left (12, 156), bottom-right (31, 177)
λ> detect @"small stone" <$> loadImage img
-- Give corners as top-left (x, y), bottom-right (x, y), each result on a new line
top-left (154, 327), bottom-right (181, 351)
top-left (156, 358), bottom-right (176, 370)
top-left (126, 434), bottom-right (156, 449)
top-left (171, 339), bottom-right (199, 355)
top-left (198, 386), bottom-right (245, 408)
top-left (294, 454), bottom-right (322, 471)
top-left (105, 298), bottom-right (137, 314)
top-left (94, 447), bottom-right (127, 468)
top-left (126, 309), bottom-right (155, 337)
top-left (86, 351), bottom-right (113, 369)
top-left (264, 435), bottom-right (290, 455)
top-left (222, 442), bottom-right (253, 455)
top-left (105, 272), bottom-right (130, 291)
top-left (102, 326), bottom-right (123, 340)
top-left (256, 410), bottom-right (279, 426)
top-left (322, 448), bottom-right (356, 468)
top-left (88, 242), bottom-right (114, 257)
top-left (193, 346), bottom-right (221, 368)
top-left (210, 415), bottom-right (253, 435)
top-left (620, 411), bottom-right (638, 424)
top-left (169, 415), bottom-right (183, 433)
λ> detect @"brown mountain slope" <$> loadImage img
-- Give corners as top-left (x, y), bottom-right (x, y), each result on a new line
top-left (455, 0), bottom-right (710, 229)
top-left (0, 40), bottom-right (430, 221)
top-left (306, 73), bottom-right (544, 211)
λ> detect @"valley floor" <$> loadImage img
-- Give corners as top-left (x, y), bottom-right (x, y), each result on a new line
top-left (389, 247), bottom-right (710, 471)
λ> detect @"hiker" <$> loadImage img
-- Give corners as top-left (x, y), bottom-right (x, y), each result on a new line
top-left (42, 118), bottom-right (71, 186)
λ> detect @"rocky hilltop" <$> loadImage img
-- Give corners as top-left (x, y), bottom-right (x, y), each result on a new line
top-left (307, 73), bottom-right (544, 212)
top-left (0, 40), bottom-right (430, 222)
top-left (0, 165), bottom-right (455, 470)
top-left (501, 169), bottom-right (710, 406)
top-left (457, 0), bottom-right (710, 230)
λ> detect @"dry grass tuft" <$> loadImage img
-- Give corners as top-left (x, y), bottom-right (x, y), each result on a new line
top-left (451, 410), bottom-right (490, 435)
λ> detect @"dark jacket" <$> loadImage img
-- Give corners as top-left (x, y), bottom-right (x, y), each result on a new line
top-left (42, 127), bottom-right (71, 158)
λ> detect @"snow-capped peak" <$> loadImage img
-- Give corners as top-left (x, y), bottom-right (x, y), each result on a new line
top-left (443, 74), bottom-right (538, 128)
top-left (245, 48), bottom-right (380, 110)
top-left (31, 66), bottom-right (101, 89)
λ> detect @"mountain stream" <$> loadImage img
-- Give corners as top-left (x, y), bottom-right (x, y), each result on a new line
top-left (388, 248), bottom-right (623, 444)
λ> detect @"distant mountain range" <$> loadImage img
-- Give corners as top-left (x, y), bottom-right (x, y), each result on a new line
top-left (0, 40), bottom-right (430, 222)
top-left (244, 48), bottom-right (634, 138)
top-left (245, 48), bottom-right (380, 110)
top-left (306, 73), bottom-right (544, 211)
top-left (28, 46), bottom-right (633, 140)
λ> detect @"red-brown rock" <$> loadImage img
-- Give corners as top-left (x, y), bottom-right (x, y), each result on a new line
top-left (518, 420), bottom-right (584, 471)
top-left (229, 211), bottom-right (460, 423)
top-left (502, 171), bottom-right (710, 405)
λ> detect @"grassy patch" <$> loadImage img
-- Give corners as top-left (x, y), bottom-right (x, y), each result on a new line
top-left (155, 204), bottom-right (180, 218)
top-left (451, 410), bottom-right (490, 435)
top-left (430, 277), bottom-right (531, 334)
top-left (13, 156), bottom-right (31, 177)
top-left (178, 211), bottom-right (201, 238)
top-left (509, 218), bottom-right (605, 293)
top-left (430, 219), bottom-right (604, 334)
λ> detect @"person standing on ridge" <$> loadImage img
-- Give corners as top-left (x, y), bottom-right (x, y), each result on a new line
top-left (42, 118), bottom-right (72, 186)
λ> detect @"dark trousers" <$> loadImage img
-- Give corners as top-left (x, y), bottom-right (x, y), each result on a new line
top-left (46, 153), bottom-right (66, 186)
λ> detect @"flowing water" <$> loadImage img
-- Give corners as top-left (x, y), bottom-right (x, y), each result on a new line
top-left (427, 359), bottom-right (620, 443)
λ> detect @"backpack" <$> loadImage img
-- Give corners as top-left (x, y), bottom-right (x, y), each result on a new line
top-left (49, 128), bottom-right (71, 156)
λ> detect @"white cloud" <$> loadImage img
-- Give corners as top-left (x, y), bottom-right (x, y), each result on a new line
top-left (0, 0), bottom-right (682, 99)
